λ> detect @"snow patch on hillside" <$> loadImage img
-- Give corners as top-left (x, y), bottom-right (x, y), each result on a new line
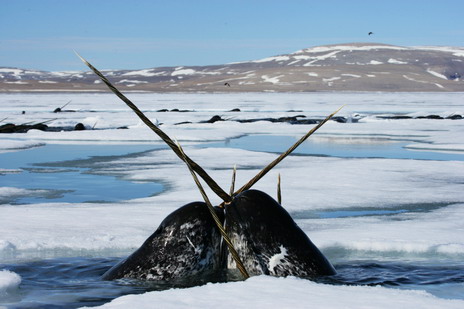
top-left (388, 58), bottom-right (408, 64)
top-left (172, 68), bottom-right (197, 76)
top-left (295, 44), bottom-right (409, 54)
top-left (254, 56), bottom-right (291, 63)
top-left (261, 75), bottom-right (284, 84)
top-left (427, 69), bottom-right (448, 80)
top-left (122, 69), bottom-right (163, 77)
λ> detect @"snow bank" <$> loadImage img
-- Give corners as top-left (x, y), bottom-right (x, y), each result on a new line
top-left (82, 276), bottom-right (464, 309)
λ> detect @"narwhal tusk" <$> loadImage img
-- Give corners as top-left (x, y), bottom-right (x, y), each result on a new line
top-left (60, 100), bottom-right (72, 110)
top-left (235, 106), bottom-right (343, 195)
top-left (176, 140), bottom-right (250, 279)
top-left (75, 52), bottom-right (231, 203)
top-left (277, 173), bottom-right (282, 205)
top-left (230, 164), bottom-right (237, 196)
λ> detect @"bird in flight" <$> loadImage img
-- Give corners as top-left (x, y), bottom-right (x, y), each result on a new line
top-left (224, 82), bottom-right (231, 87)
top-left (368, 32), bottom-right (374, 36)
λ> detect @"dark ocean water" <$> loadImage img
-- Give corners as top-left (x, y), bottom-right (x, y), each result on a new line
top-left (2, 256), bottom-right (463, 309)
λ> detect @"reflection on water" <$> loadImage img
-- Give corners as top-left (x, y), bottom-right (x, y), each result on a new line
top-left (205, 135), bottom-right (464, 161)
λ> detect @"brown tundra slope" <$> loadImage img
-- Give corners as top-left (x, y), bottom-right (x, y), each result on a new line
top-left (1, 43), bottom-right (463, 92)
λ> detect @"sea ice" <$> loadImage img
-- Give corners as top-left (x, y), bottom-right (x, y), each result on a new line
top-left (0, 92), bottom-right (463, 308)
top-left (82, 275), bottom-right (464, 309)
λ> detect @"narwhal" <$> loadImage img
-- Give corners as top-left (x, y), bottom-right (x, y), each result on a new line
top-left (77, 53), bottom-right (338, 282)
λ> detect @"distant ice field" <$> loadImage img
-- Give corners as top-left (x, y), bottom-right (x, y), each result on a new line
top-left (0, 92), bottom-right (463, 308)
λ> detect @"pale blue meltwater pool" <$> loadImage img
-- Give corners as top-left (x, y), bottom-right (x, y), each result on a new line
top-left (204, 134), bottom-right (464, 161)
top-left (0, 144), bottom-right (165, 204)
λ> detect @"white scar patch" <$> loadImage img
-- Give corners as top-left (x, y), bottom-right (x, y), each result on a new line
top-left (268, 245), bottom-right (288, 271)
top-left (186, 236), bottom-right (195, 250)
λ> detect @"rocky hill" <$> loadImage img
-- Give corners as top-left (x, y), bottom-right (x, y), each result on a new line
top-left (1, 43), bottom-right (463, 92)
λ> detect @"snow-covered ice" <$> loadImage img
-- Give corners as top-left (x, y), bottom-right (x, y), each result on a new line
top-left (83, 276), bottom-right (464, 309)
top-left (0, 92), bottom-right (463, 308)
top-left (0, 270), bottom-right (21, 296)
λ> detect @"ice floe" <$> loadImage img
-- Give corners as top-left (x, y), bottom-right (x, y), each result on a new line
top-left (84, 275), bottom-right (464, 309)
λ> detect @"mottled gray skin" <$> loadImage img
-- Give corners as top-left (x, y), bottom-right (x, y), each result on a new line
top-left (224, 190), bottom-right (336, 278)
top-left (103, 190), bottom-right (335, 281)
top-left (102, 202), bottom-right (224, 281)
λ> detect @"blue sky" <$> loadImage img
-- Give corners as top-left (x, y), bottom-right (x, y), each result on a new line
top-left (1, 0), bottom-right (463, 71)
